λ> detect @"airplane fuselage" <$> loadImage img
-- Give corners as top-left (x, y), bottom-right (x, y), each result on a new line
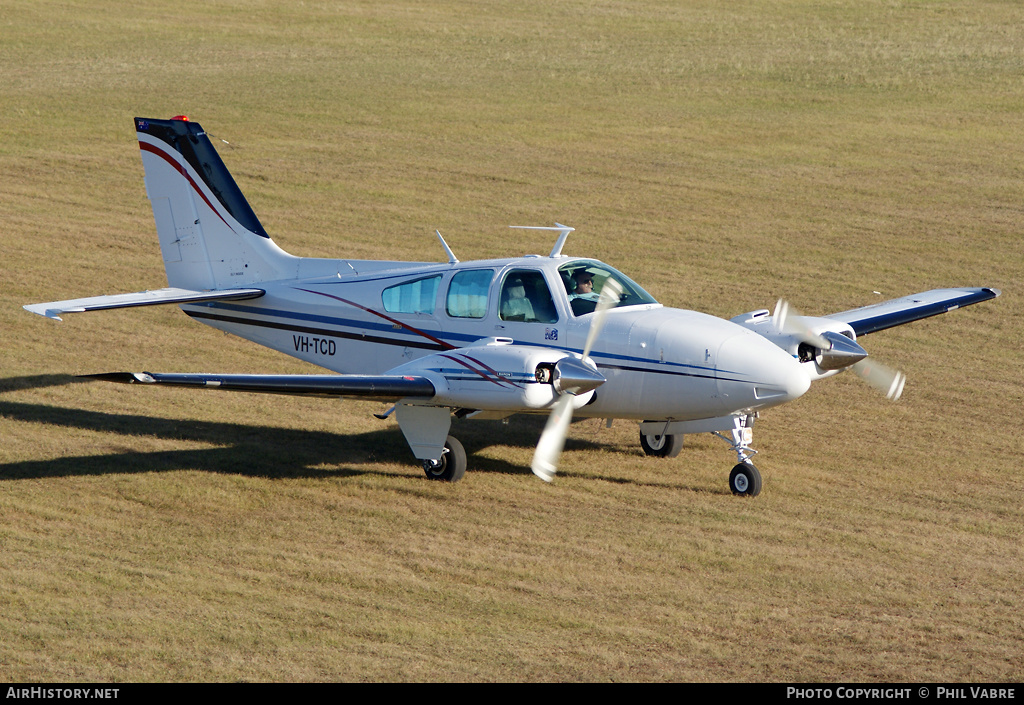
top-left (181, 254), bottom-right (809, 423)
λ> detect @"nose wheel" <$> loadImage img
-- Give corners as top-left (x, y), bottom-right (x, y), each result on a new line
top-left (729, 462), bottom-right (762, 496)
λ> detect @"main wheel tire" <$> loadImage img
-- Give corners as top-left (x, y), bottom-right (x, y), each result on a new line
top-left (422, 435), bottom-right (467, 482)
top-left (729, 462), bottom-right (762, 497)
top-left (639, 431), bottom-right (683, 458)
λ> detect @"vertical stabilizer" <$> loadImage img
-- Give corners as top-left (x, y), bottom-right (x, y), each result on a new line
top-left (135, 116), bottom-right (293, 290)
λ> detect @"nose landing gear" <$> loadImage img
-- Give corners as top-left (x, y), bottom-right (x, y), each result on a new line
top-left (714, 414), bottom-right (762, 497)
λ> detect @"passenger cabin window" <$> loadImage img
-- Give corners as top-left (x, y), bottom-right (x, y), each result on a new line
top-left (499, 270), bottom-right (558, 323)
top-left (381, 275), bottom-right (441, 314)
top-left (446, 269), bottom-right (494, 319)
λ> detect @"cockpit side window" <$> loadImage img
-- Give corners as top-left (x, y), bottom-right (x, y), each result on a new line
top-left (445, 269), bottom-right (494, 319)
top-left (499, 270), bottom-right (558, 323)
top-left (558, 260), bottom-right (658, 316)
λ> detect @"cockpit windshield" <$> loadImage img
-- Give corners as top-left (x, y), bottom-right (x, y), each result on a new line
top-left (558, 260), bottom-right (658, 316)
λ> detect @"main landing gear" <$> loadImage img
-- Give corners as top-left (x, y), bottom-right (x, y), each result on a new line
top-left (639, 430), bottom-right (683, 458)
top-left (422, 435), bottom-right (467, 482)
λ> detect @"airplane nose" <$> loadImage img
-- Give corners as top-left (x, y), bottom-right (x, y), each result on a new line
top-left (716, 333), bottom-right (810, 408)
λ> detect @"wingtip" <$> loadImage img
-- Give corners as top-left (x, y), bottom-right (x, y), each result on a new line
top-left (23, 304), bottom-right (65, 321)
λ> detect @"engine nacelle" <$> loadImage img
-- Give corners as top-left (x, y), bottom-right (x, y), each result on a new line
top-left (389, 338), bottom-right (600, 412)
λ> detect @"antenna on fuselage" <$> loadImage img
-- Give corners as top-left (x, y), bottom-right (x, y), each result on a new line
top-left (508, 223), bottom-right (574, 258)
top-left (435, 230), bottom-right (458, 264)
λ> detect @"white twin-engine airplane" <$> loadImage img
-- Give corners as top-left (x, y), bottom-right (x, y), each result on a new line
top-left (26, 116), bottom-right (1000, 496)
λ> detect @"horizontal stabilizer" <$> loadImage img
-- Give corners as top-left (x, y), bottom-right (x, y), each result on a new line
top-left (828, 287), bottom-right (1000, 336)
top-left (83, 372), bottom-right (436, 402)
top-left (24, 287), bottom-right (265, 321)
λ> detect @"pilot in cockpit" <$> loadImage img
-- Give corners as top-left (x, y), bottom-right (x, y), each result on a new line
top-left (568, 269), bottom-right (601, 316)
top-left (570, 270), bottom-right (597, 299)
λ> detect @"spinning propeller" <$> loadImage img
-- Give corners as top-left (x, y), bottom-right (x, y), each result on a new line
top-left (774, 300), bottom-right (905, 401)
top-left (532, 279), bottom-right (624, 482)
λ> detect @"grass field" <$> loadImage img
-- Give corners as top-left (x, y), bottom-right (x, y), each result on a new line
top-left (1, 0), bottom-right (1021, 682)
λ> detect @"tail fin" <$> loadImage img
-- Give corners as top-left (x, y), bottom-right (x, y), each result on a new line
top-left (135, 116), bottom-right (292, 289)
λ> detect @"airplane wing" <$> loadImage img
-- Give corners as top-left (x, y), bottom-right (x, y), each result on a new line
top-left (827, 287), bottom-right (1000, 336)
top-left (82, 341), bottom-right (587, 410)
top-left (24, 287), bottom-right (265, 321)
top-left (83, 372), bottom-right (435, 402)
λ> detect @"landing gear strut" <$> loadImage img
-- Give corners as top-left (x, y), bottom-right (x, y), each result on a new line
top-left (422, 435), bottom-right (467, 482)
top-left (714, 414), bottom-right (762, 497)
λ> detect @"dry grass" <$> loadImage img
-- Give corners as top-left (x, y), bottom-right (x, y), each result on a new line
top-left (1, 0), bottom-right (1021, 682)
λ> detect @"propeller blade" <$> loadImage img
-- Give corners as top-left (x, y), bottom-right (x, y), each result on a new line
top-left (581, 278), bottom-right (623, 360)
top-left (774, 299), bottom-right (829, 349)
top-left (850, 358), bottom-right (906, 401)
top-left (532, 278), bottom-right (623, 482)
top-left (531, 394), bottom-right (574, 482)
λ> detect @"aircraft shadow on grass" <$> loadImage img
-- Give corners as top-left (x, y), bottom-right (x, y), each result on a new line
top-left (0, 374), bottom-right (637, 484)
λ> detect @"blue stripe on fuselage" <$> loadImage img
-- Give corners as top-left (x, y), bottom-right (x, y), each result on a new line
top-left (193, 301), bottom-right (746, 382)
